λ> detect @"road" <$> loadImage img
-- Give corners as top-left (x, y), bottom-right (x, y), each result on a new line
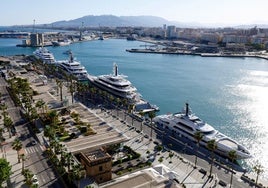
top-left (0, 76), bottom-right (64, 188)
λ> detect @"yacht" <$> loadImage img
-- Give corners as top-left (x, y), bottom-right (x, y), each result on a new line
top-left (57, 52), bottom-right (88, 80)
top-left (91, 63), bottom-right (138, 100)
top-left (33, 47), bottom-right (56, 64)
top-left (52, 39), bottom-right (71, 46)
top-left (153, 103), bottom-right (251, 159)
top-left (90, 63), bottom-right (159, 112)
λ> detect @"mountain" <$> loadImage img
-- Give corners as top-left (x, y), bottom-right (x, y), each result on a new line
top-left (50, 15), bottom-right (198, 28)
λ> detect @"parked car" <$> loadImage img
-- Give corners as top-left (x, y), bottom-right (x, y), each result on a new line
top-left (31, 140), bottom-right (37, 145)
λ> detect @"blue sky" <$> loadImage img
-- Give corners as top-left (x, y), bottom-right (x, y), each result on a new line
top-left (1, 0), bottom-right (268, 26)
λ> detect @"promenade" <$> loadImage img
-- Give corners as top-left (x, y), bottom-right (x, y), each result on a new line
top-left (1, 59), bottom-right (268, 188)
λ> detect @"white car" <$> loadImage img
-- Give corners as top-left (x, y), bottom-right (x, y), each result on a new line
top-left (32, 175), bottom-right (39, 185)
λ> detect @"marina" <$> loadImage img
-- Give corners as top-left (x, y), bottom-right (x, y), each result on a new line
top-left (1, 38), bottom-right (268, 181)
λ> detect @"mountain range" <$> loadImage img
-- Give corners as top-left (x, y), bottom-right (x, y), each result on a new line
top-left (50, 15), bottom-right (203, 28)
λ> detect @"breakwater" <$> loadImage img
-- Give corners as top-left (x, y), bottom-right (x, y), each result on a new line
top-left (126, 48), bottom-right (268, 60)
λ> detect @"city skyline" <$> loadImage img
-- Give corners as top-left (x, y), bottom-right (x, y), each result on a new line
top-left (1, 0), bottom-right (268, 26)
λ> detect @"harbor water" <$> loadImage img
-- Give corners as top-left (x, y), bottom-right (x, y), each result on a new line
top-left (1, 38), bottom-right (268, 179)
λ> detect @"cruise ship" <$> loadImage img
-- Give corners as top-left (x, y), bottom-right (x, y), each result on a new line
top-left (90, 63), bottom-right (159, 112)
top-left (33, 47), bottom-right (56, 64)
top-left (57, 52), bottom-right (88, 80)
top-left (153, 103), bottom-right (251, 159)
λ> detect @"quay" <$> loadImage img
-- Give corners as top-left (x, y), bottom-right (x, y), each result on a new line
top-left (1, 55), bottom-right (268, 187)
top-left (126, 48), bottom-right (268, 60)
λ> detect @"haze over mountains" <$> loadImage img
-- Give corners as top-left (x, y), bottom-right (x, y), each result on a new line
top-left (6, 15), bottom-right (268, 28)
top-left (49, 15), bottom-right (268, 28)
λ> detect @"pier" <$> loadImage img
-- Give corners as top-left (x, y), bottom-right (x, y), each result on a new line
top-left (126, 48), bottom-right (268, 60)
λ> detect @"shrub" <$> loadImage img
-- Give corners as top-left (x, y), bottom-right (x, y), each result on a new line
top-left (116, 171), bottom-right (122, 175)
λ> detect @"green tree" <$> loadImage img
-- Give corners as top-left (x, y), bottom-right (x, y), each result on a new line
top-left (148, 111), bottom-right (156, 140)
top-left (0, 158), bottom-right (12, 187)
top-left (194, 131), bottom-right (203, 168)
top-left (253, 162), bottom-right (264, 185)
top-left (56, 79), bottom-right (63, 101)
top-left (12, 138), bottom-right (23, 163)
top-left (20, 153), bottom-right (27, 172)
top-left (22, 168), bottom-right (34, 186)
top-left (139, 111), bottom-right (145, 131)
top-left (207, 139), bottom-right (217, 177)
top-left (228, 150), bottom-right (237, 187)
top-left (3, 115), bottom-right (13, 138)
top-left (35, 99), bottom-right (46, 115)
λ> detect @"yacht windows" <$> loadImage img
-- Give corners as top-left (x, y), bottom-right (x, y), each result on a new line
top-left (177, 122), bottom-right (194, 131)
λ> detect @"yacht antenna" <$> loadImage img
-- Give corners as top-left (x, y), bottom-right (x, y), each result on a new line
top-left (33, 19), bottom-right (36, 33)
top-left (185, 102), bottom-right (189, 116)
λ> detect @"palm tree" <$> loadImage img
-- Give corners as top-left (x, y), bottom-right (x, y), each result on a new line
top-left (115, 97), bottom-right (121, 117)
top-left (148, 111), bottom-right (156, 140)
top-left (35, 99), bottom-right (46, 115)
top-left (139, 111), bottom-right (145, 131)
top-left (56, 79), bottom-right (63, 101)
top-left (128, 104), bottom-right (134, 126)
top-left (207, 139), bottom-right (217, 177)
top-left (194, 131), bottom-right (203, 168)
top-left (228, 150), bottom-right (237, 187)
top-left (20, 153), bottom-right (26, 172)
top-left (12, 138), bottom-right (23, 163)
top-left (65, 152), bottom-right (74, 172)
top-left (22, 168), bottom-right (34, 186)
top-left (69, 164), bottom-right (83, 188)
top-left (253, 162), bottom-right (264, 185)
top-left (3, 115), bottom-right (13, 138)
top-left (0, 127), bottom-right (4, 138)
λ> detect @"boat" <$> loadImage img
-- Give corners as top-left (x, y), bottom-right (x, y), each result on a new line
top-left (52, 39), bottom-right (71, 46)
top-left (153, 103), bottom-right (251, 159)
top-left (90, 63), bottom-right (159, 112)
top-left (63, 49), bottom-right (72, 55)
top-left (33, 47), bottom-right (56, 64)
top-left (57, 51), bottom-right (88, 80)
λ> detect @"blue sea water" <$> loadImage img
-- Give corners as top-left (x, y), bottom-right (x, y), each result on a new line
top-left (1, 38), bottom-right (268, 179)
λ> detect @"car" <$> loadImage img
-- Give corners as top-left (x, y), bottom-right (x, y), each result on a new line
top-left (32, 175), bottom-right (39, 185)
top-left (144, 135), bottom-right (149, 139)
top-left (31, 140), bottom-right (37, 145)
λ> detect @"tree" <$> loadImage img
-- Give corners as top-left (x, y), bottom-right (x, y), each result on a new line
top-left (115, 98), bottom-right (121, 117)
top-left (56, 79), bottom-right (63, 101)
top-left (253, 162), bottom-right (264, 185)
top-left (35, 99), bottom-right (46, 115)
top-left (139, 111), bottom-right (145, 131)
top-left (148, 111), bottom-right (156, 140)
top-left (22, 168), bottom-right (34, 186)
top-left (0, 158), bottom-right (12, 187)
top-left (228, 150), bottom-right (237, 188)
top-left (3, 115), bottom-right (13, 138)
top-left (128, 104), bottom-right (134, 126)
top-left (194, 131), bottom-right (203, 168)
top-left (20, 154), bottom-right (27, 172)
top-left (207, 139), bottom-right (217, 177)
top-left (12, 138), bottom-right (23, 163)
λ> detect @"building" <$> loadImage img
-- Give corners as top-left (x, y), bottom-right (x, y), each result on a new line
top-left (166, 26), bottom-right (177, 39)
top-left (80, 148), bottom-right (112, 184)
top-left (30, 33), bottom-right (44, 46)
top-left (100, 164), bottom-right (181, 188)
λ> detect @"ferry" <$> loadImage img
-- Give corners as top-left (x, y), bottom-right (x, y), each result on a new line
top-left (153, 103), bottom-right (251, 159)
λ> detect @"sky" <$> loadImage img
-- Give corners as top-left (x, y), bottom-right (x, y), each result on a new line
top-left (1, 0), bottom-right (268, 26)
